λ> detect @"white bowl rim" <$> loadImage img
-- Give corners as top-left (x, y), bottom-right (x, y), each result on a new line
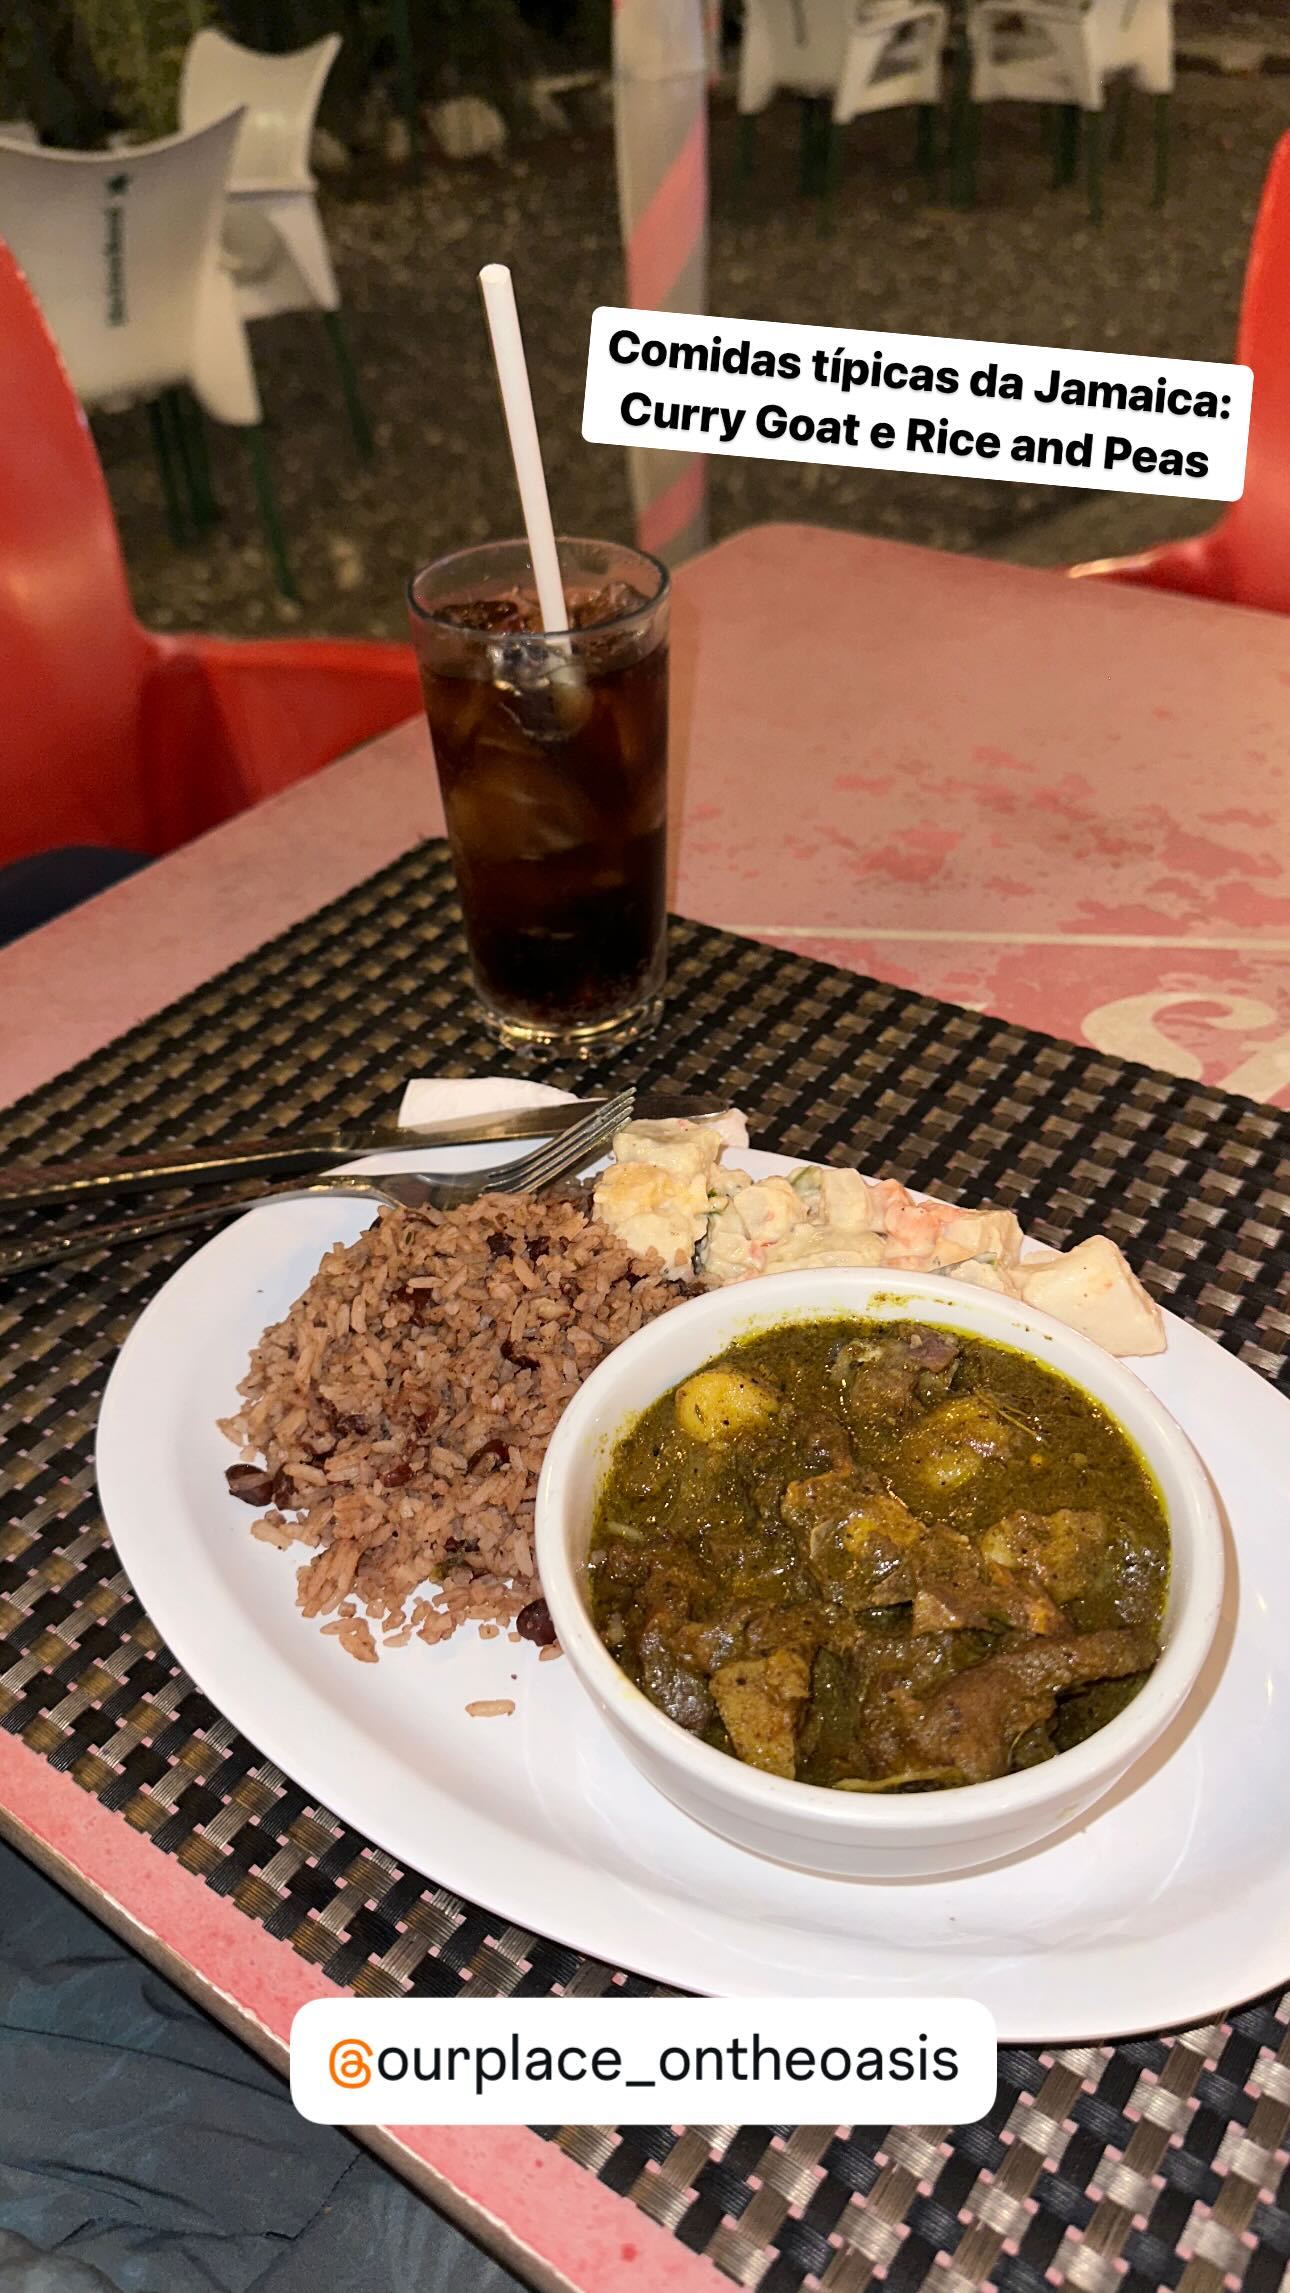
top-left (535, 1265), bottom-right (1226, 1836)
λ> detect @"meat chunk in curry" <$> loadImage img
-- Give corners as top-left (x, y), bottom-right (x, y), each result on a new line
top-left (588, 1317), bottom-right (1168, 1793)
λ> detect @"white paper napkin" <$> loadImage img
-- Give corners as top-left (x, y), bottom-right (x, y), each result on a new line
top-left (397, 1075), bottom-right (577, 1130)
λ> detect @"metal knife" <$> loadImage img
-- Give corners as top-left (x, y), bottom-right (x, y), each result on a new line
top-left (0, 1093), bottom-right (730, 1213)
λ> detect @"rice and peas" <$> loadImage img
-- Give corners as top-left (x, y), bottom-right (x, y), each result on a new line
top-left (220, 1191), bottom-right (678, 1668)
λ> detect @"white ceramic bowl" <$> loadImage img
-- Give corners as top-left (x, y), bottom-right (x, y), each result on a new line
top-left (535, 1267), bottom-right (1225, 1878)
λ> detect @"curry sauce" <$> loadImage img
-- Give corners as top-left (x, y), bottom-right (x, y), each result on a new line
top-left (588, 1317), bottom-right (1168, 1791)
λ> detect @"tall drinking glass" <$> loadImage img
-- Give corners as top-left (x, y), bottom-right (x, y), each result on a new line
top-left (408, 537), bottom-right (669, 1054)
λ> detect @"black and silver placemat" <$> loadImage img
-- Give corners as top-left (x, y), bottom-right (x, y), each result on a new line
top-left (2, 841), bottom-right (1288, 2293)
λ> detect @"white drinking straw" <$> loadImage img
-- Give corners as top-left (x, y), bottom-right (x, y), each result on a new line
top-left (479, 262), bottom-right (570, 636)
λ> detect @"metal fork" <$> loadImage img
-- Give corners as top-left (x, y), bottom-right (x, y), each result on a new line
top-left (0, 1089), bottom-right (636, 1280)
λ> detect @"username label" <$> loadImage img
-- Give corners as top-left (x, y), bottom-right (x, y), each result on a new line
top-left (292, 1995), bottom-right (997, 2125)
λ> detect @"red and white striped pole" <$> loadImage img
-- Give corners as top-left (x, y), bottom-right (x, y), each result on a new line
top-left (612, 0), bottom-right (710, 565)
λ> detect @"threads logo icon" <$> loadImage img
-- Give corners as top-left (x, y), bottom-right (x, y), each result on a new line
top-left (328, 2038), bottom-right (372, 2089)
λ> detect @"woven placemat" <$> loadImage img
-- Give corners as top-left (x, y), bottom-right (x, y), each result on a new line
top-left (2, 840), bottom-right (1289, 2293)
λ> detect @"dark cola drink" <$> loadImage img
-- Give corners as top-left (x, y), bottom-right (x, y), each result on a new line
top-left (408, 540), bottom-right (669, 1052)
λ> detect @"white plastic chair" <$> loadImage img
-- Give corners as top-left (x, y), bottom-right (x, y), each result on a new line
top-left (0, 121), bottom-right (39, 146)
top-left (738, 0), bottom-right (950, 191)
top-left (0, 116), bottom-right (296, 593)
top-left (964, 0), bottom-right (1174, 217)
top-left (179, 28), bottom-right (371, 454)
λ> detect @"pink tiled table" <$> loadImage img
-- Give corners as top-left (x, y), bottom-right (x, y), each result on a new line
top-left (3, 522), bottom-right (1290, 2290)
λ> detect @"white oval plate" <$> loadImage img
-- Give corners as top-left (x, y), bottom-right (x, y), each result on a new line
top-left (96, 1127), bottom-right (1290, 2039)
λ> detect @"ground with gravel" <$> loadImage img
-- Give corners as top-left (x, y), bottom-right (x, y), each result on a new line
top-left (96, 69), bottom-right (1281, 638)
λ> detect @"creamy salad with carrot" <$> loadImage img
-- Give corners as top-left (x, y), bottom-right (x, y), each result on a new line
top-left (593, 1118), bottom-right (1165, 1359)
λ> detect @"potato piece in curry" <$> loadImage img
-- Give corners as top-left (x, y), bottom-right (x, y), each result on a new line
top-left (588, 1318), bottom-right (1168, 1792)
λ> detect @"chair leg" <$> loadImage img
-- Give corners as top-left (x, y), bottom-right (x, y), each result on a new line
top-left (916, 102), bottom-right (937, 181)
top-left (388, 0), bottom-right (419, 159)
top-left (1152, 91), bottom-right (1170, 206)
top-left (1109, 78), bottom-right (1131, 163)
top-left (1054, 103), bottom-right (1080, 187)
top-left (322, 308), bottom-right (375, 459)
top-left (245, 425), bottom-right (299, 603)
top-left (799, 101), bottom-right (838, 202)
top-left (160, 388), bottom-right (215, 535)
top-left (177, 389), bottom-right (219, 526)
top-left (950, 99), bottom-right (977, 208)
top-left (147, 398), bottom-right (189, 547)
top-left (1085, 105), bottom-right (1105, 224)
top-left (798, 95), bottom-right (817, 193)
top-left (817, 115), bottom-right (840, 213)
top-left (736, 112), bottom-right (757, 182)
top-left (949, 40), bottom-right (976, 208)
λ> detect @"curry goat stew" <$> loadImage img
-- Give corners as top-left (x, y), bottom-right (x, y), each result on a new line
top-left (587, 1317), bottom-right (1169, 1793)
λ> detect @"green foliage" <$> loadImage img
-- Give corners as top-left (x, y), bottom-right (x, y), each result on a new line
top-left (522, 0), bottom-right (610, 71)
top-left (425, 0), bottom-right (539, 96)
top-left (0, 3), bottom-right (117, 143)
top-left (0, 0), bottom-right (601, 145)
top-left (0, 0), bottom-right (209, 142)
top-left (76, 0), bottom-right (211, 133)
top-left (217, 0), bottom-right (540, 95)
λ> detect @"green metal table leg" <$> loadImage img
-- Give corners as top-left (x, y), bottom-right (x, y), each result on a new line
top-left (147, 398), bottom-right (188, 547)
top-left (1153, 91), bottom-right (1170, 206)
top-left (1085, 105), bottom-right (1105, 224)
top-left (246, 424), bottom-right (299, 602)
top-left (323, 308), bottom-right (375, 458)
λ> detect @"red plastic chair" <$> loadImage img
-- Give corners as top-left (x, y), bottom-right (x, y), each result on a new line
top-left (1069, 132), bottom-right (1290, 614)
top-left (0, 237), bottom-right (422, 866)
